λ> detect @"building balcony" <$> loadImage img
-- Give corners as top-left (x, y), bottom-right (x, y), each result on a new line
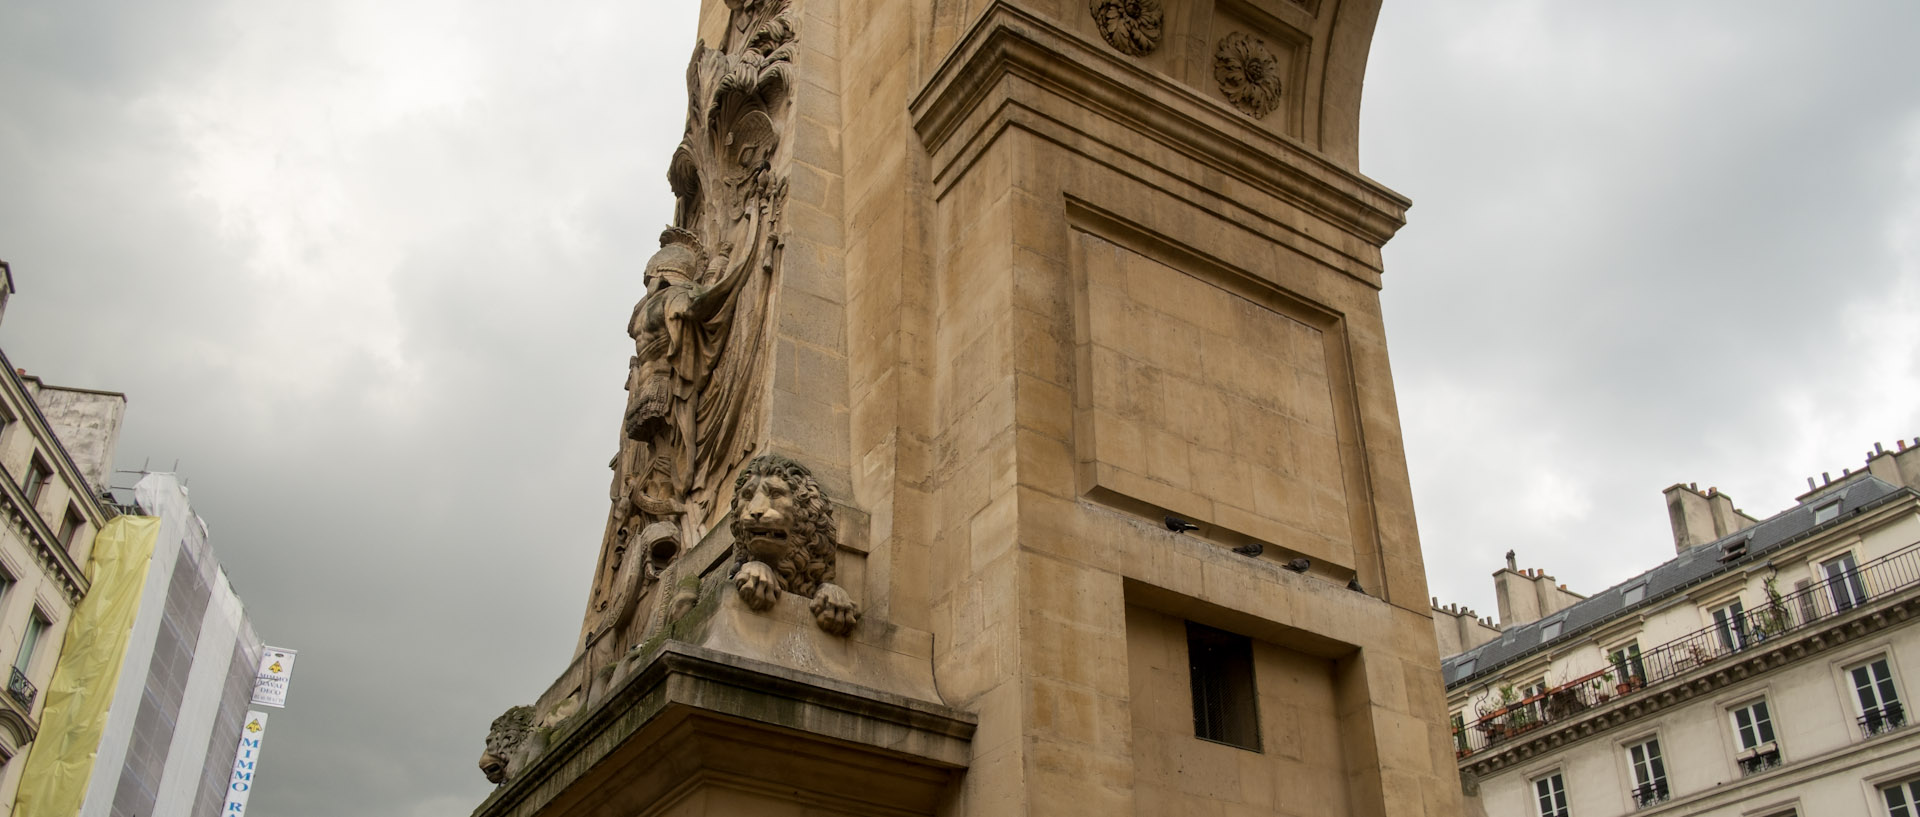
top-left (1858, 703), bottom-right (1908, 738)
top-left (1631, 781), bottom-right (1671, 809)
top-left (1455, 540), bottom-right (1920, 768)
top-left (1736, 746), bottom-right (1782, 776)
top-left (8, 666), bottom-right (35, 711)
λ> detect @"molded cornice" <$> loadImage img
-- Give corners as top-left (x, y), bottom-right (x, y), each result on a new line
top-left (0, 469), bottom-right (88, 605)
top-left (910, 2), bottom-right (1408, 253)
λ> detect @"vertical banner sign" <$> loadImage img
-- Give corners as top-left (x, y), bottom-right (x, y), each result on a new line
top-left (221, 711), bottom-right (270, 815)
top-left (251, 647), bottom-right (297, 707)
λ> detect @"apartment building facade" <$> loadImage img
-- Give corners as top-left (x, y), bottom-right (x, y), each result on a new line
top-left (0, 261), bottom-right (124, 814)
top-left (1438, 441), bottom-right (1920, 817)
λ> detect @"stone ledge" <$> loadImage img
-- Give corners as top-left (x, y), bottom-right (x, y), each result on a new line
top-left (475, 641), bottom-right (975, 817)
top-left (910, 2), bottom-right (1409, 254)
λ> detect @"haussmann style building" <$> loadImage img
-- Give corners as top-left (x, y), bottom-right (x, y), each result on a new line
top-left (1436, 440), bottom-right (1920, 817)
top-left (0, 259), bottom-right (123, 815)
top-left (473, 2), bottom-right (1464, 817)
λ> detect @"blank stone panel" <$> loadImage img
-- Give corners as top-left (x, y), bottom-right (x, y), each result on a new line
top-left (1075, 230), bottom-right (1355, 569)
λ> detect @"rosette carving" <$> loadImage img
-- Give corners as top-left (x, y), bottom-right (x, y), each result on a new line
top-left (1213, 32), bottom-right (1283, 119)
top-left (1089, 0), bottom-right (1164, 57)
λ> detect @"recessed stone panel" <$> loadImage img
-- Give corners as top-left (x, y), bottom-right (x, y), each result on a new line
top-left (1073, 226), bottom-right (1356, 570)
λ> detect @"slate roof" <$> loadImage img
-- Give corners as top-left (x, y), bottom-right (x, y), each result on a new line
top-left (1442, 476), bottom-right (1917, 689)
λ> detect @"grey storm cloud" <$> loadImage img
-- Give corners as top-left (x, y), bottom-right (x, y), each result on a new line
top-left (2, 1), bottom-right (1917, 815)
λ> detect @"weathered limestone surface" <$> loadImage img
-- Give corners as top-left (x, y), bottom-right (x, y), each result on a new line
top-left (479, 0), bottom-right (1460, 815)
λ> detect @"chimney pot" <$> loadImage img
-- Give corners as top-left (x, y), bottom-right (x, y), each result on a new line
top-left (1824, 472), bottom-right (1832, 484)
top-left (1875, 442), bottom-right (1886, 454)
top-left (1690, 482), bottom-right (1698, 490)
top-left (1808, 477), bottom-right (1818, 490)
top-left (1901, 440), bottom-right (1909, 452)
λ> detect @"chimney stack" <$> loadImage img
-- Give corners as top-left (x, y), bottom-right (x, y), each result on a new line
top-left (1665, 483), bottom-right (1760, 553)
top-left (1491, 561), bottom-right (1584, 629)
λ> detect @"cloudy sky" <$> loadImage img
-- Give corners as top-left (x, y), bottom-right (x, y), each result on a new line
top-left (0, 1), bottom-right (1915, 815)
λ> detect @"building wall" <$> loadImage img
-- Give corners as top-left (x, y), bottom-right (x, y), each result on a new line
top-left (489, 1), bottom-right (1457, 814)
top-left (0, 357), bottom-right (103, 817)
top-left (1475, 633), bottom-right (1920, 816)
top-left (1449, 471), bottom-right (1920, 817)
top-left (18, 381), bottom-right (125, 498)
top-left (76, 474), bottom-right (262, 817)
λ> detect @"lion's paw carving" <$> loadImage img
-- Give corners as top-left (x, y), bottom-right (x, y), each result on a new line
top-left (810, 582), bottom-right (860, 636)
top-left (734, 560), bottom-right (781, 611)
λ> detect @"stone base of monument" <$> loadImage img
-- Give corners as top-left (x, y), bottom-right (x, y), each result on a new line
top-left (474, 590), bottom-right (974, 817)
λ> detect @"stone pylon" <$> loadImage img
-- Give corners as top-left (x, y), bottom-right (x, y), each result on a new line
top-left (475, 1), bottom-right (1461, 816)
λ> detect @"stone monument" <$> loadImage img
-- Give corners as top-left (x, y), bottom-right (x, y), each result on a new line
top-left (475, 0), bottom-right (1462, 815)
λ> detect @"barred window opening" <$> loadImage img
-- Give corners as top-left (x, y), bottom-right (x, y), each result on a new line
top-left (1187, 622), bottom-right (1260, 751)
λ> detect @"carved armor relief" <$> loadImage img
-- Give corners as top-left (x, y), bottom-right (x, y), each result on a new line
top-left (579, 0), bottom-right (799, 663)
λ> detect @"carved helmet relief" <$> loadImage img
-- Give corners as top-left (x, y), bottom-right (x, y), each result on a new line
top-left (1090, 0), bottom-right (1164, 57)
top-left (507, 0), bottom-right (811, 791)
top-left (1214, 31), bottom-right (1283, 119)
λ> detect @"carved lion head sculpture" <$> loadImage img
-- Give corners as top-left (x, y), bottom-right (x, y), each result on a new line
top-left (728, 453), bottom-right (836, 598)
top-left (478, 705), bottom-right (534, 785)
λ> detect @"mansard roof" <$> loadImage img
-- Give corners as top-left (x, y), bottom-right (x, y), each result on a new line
top-left (1443, 476), bottom-right (1915, 688)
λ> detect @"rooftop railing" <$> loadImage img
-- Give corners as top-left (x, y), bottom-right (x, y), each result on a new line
top-left (1455, 541), bottom-right (1920, 758)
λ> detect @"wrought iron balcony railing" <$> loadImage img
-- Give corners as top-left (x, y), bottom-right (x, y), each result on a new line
top-left (8, 665), bottom-right (36, 710)
top-left (1859, 702), bottom-right (1908, 737)
top-left (1737, 747), bottom-right (1782, 776)
top-left (1454, 541), bottom-right (1920, 758)
top-left (1631, 781), bottom-right (1670, 809)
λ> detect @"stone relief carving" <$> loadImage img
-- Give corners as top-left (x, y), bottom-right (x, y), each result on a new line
top-left (729, 454), bottom-right (860, 635)
top-left (477, 705), bottom-right (534, 785)
top-left (1089, 0), bottom-right (1164, 57)
top-left (487, 0), bottom-right (864, 787)
top-left (578, 0), bottom-right (796, 664)
top-left (1213, 32), bottom-right (1283, 119)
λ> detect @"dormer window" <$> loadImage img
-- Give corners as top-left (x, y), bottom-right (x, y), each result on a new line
top-left (1541, 618), bottom-right (1564, 640)
top-left (1814, 502), bottom-right (1840, 525)
top-left (1624, 583), bottom-right (1647, 605)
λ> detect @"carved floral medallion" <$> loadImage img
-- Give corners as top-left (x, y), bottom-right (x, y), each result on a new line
top-left (1213, 32), bottom-right (1283, 119)
top-left (1089, 0), bottom-right (1164, 57)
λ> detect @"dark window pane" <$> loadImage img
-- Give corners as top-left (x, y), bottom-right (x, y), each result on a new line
top-left (1187, 622), bottom-right (1260, 751)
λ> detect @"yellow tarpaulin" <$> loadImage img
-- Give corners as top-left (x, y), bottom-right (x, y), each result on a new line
top-left (13, 515), bottom-right (159, 817)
